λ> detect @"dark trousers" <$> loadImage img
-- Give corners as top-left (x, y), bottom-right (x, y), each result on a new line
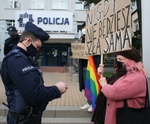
top-left (7, 111), bottom-right (42, 124)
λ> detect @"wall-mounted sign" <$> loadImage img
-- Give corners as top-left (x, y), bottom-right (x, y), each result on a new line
top-left (15, 11), bottom-right (73, 31)
top-left (85, 0), bottom-right (132, 56)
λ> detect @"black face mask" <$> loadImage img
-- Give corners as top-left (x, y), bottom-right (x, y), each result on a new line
top-left (10, 34), bottom-right (17, 39)
top-left (116, 61), bottom-right (124, 69)
top-left (27, 43), bottom-right (39, 57)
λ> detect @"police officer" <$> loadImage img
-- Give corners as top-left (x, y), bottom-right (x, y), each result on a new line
top-left (4, 26), bottom-right (20, 55)
top-left (1, 22), bottom-right (68, 124)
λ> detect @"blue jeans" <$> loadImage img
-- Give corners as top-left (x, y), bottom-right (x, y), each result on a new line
top-left (87, 99), bottom-right (92, 105)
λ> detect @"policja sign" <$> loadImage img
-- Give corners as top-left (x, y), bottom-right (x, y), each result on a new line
top-left (15, 11), bottom-right (73, 31)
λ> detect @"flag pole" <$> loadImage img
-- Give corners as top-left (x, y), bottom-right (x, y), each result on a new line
top-left (101, 54), bottom-right (103, 64)
top-left (100, 54), bottom-right (103, 77)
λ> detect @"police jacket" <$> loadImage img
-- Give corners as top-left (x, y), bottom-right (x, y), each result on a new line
top-left (4, 34), bottom-right (20, 56)
top-left (1, 46), bottom-right (61, 113)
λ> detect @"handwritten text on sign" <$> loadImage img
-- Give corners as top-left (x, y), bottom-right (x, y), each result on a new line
top-left (71, 43), bottom-right (88, 59)
top-left (85, 0), bottom-right (132, 56)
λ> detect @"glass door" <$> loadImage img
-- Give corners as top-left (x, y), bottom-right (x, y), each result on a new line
top-left (45, 49), bottom-right (52, 66)
top-left (60, 50), bottom-right (67, 66)
top-left (53, 49), bottom-right (59, 66)
top-left (42, 44), bottom-right (69, 66)
top-left (45, 49), bottom-right (59, 66)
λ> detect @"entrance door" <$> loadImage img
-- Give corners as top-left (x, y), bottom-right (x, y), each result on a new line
top-left (41, 44), bottom-right (69, 66)
top-left (45, 49), bottom-right (52, 66)
top-left (45, 49), bottom-right (59, 66)
top-left (60, 50), bottom-right (67, 66)
top-left (44, 48), bottom-right (68, 66)
top-left (52, 49), bottom-right (59, 66)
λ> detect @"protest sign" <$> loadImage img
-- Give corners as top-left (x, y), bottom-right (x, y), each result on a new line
top-left (71, 42), bottom-right (88, 59)
top-left (85, 0), bottom-right (132, 56)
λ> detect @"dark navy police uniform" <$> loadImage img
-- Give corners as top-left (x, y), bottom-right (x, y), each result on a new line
top-left (4, 34), bottom-right (20, 55)
top-left (4, 26), bottom-right (20, 56)
top-left (1, 22), bottom-right (60, 124)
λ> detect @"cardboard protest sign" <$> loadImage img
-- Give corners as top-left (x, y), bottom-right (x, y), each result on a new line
top-left (85, 0), bottom-right (132, 56)
top-left (71, 42), bottom-right (88, 59)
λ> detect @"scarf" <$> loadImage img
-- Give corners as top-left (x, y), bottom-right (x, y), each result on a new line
top-left (91, 67), bottom-right (127, 124)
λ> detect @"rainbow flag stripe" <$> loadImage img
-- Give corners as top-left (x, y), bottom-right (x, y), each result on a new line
top-left (84, 56), bottom-right (101, 111)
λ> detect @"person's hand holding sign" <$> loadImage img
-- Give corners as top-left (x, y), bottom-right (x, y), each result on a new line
top-left (97, 64), bottom-right (107, 87)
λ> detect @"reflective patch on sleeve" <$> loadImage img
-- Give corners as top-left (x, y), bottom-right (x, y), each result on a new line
top-left (20, 66), bottom-right (37, 74)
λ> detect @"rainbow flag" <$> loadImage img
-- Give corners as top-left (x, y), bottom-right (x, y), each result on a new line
top-left (84, 56), bottom-right (101, 112)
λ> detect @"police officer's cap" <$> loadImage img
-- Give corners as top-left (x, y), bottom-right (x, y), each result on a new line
top-left (7, 26), bottom-right (17, 35)
top-left (25, 22), bottom-right (50, 43)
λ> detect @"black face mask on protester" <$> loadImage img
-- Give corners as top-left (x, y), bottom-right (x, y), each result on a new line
top-left (116, 61), bottom-right (124, 69)
top-left (27, 43), bottom-right (39, 57)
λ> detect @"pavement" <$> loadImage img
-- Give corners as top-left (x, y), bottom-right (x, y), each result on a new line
top-left (0, 72), bottom-right (87, 107)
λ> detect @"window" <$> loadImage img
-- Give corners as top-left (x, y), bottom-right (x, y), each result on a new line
top-left (75, 0), bottom-right (85, 10)
top-left (28, 0), bottom-right (44, 9)
top-left (5, 0), bottom-right (21, 9)
top-left (6, 20), bottom-right (15, 29)
top-left (131, 1), bottom-right (137, 12)
top-left (52, 0), bottom-right (68, 10)
top-left (134, 19), bottom-right (139, 31)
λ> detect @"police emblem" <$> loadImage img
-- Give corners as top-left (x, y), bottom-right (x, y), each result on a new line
top-left (17, 12), bottom-right (34, 28)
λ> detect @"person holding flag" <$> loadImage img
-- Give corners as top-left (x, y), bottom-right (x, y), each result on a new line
top-left (79, 22), bottom-right (100, 112)
top-left (91, 47), bottom-right (147, 124)
top-left (79, 22), bottom-right (92, 112)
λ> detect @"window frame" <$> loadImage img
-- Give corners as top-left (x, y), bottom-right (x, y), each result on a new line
top-left (75, 0), bottom-right (86, 10)
top-left (28, 0), bottom-right (44, 10)
top-left (5, 0), bottom-right (21, 9)
top-left (52, 0), bottom-right (68, 10)
top-left (134, 19), bottom-right (139, 31)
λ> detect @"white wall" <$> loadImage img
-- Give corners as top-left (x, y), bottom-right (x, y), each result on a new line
top-left (0, 21), bottom-right (9, 68)
top-left (142, 0), bottom-right (150, 78)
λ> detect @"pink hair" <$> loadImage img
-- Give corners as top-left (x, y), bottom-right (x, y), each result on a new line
top-left (124, 59), bottom-right (146, 76)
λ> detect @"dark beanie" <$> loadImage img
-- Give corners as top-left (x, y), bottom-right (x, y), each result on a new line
top-left (117, 47), bottom-right (141, 62)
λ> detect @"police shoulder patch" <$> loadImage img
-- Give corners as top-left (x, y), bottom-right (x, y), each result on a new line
top-left (20, 66), bottom-right (36, 74)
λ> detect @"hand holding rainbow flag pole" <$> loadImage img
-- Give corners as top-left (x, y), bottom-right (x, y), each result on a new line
top-left (84, 54), bottom-right (103, 112)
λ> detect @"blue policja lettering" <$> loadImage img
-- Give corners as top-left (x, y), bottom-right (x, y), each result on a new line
top-left (64, 18), bottom-right (69, 25)
top-left (38, 17), bottom-right (42, 24)
top-left (56, 18), bottom-right (60, 24)
top-left (42, 18), bottom-right (47, 24)
top-left (53, 18), bottom-right (55, 24)
top-left (37, 17), bottom-right (70, 25)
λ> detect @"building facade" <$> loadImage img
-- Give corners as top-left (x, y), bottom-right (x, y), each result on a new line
top-left (0, 0), bottom-right (87, 68)
top-left (0, 0), bottom-right (140, 71)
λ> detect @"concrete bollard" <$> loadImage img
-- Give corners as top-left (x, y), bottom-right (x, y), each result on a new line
top-left (69, 66), bottom-right (75, 72)
top-left (72, 73), bottom-right (79, 82)
top-left (69, 66), bottom-right (76, 76)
